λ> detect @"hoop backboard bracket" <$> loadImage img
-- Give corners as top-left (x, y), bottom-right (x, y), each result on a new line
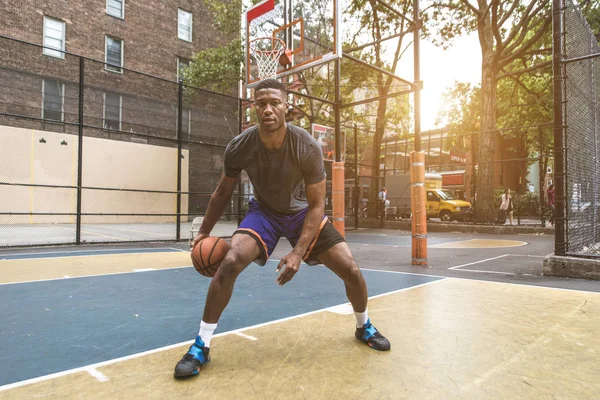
top-left (245, 0), bottom-right (340, 87)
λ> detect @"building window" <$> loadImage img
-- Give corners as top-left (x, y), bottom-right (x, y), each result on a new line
top-left (547, 166), bottom-right (553, 174)
top-left (104, 92), bottom-right (122, 130)
top-left (43, 17), bottom-right (66, 59)
top-left (178, 9), bottom-right (192, 42)
top-left (105, 36), bottom-right (123, 73)
top-left (177, 58), bottom-right (191, 80)
top-left (106, 0), bottom-right (124, 19)
top-left (42, 79), bottom-right (64, 121)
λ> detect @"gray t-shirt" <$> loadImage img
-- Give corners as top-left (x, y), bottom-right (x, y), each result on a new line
top-left (224, 124), bottom-right (326, 214)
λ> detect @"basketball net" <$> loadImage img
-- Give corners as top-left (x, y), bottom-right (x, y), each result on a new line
top-left (249, 37), bottom-right (286, 80)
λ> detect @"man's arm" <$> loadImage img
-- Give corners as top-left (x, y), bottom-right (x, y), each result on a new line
top-left (292, 179), bottom-right (326, 257)
top-left (190, 173), bottom-right (238, 249)
top-left (276, 179), bottom-right (325, 285)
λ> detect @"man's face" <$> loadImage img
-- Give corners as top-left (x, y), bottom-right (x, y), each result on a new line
top-left (254, 88), bottom-right (287, 132)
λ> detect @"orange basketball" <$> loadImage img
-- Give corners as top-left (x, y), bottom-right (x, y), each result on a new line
top-left (191, 236), bottom-right (230, 277)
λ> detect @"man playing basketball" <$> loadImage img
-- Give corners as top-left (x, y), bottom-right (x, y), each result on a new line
top-left (174, 79), bottom-right (390, 378)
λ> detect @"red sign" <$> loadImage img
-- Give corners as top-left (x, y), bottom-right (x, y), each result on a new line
top-left (450, 152), bottom-right (467, 164)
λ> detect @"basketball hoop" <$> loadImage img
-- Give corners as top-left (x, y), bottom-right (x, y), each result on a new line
top-left (249, 37), bottom-right (286, 80)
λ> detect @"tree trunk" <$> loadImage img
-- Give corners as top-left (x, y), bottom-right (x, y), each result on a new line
top-left (475, 6), bottom-right (498, 223)
top-left (370, 97), bottom-right (387, 203)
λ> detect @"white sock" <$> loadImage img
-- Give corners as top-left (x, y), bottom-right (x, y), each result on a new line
top-left (354, 310), bottom-right (369, 328)
top-left (198, 321), bottom-right (217, 347)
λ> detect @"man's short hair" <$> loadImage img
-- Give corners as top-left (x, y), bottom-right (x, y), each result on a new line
top-left (254, 79), bottom-right (287, 96)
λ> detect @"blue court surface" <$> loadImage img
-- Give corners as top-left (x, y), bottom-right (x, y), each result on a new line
top-left (0, 259), bottom-right (441, 386)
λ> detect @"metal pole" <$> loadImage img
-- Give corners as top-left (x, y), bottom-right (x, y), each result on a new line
top-left (176, 79), bottom-right (183, 241)
top-left (413, 0), bottom-right (421, 152)
top-left (393, 138), bottom-right (398, 174)
top-left (76, 57), bottom-right (84, 245)
top-left (354, 124), bottom-right (359, 230)
top-left (335, 59), bottom-right (342, 163)
top-left (238, 99), bottom-right (243, 227)
top-left (404, 135), bottom-right (409, 172)
top-left (332, 57), bottom-right (345, 235)
top-left (553, 0), bottom-right (565, 255)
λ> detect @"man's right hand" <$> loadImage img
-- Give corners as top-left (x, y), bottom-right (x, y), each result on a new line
top-left (190, 232), bottom-right (209, 251)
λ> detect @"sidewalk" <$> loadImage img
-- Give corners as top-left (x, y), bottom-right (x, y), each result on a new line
top-left (348, 218), bottom-right (555, 235)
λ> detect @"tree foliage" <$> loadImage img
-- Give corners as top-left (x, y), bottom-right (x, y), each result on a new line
top-left (579, 0), bottom-right (600, 40)
top-left (342, 0), bottom-right (414, 200)
top-left (426, 0), bottom-right (552, 223)
top-left (183, 0), bottom-right (244, 94)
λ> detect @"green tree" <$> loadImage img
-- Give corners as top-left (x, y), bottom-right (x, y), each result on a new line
top-left (579, 0), bottom-right (600, 39)
top-left (184, 0), bottom-right (244, 94)
top-left (344, 0), bottom-right (414, 202)
top-left (440, 59), bottom-right (553, 202)
top-left (427, 0), bottom-right (551, 223)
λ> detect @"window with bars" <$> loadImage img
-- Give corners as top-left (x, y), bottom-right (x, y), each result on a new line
top-left (178, 9), bottom-right (192, 42)
top-left (43, 17), bottom-right (65, 59)
top-left (177, 58), bottom-right (191, 80)
top-left (42, 79), bottom-right (64, 122)
top-left (105, 36), bottom-right (123, 73)
top-left (106, 0), bottom-right (124, 18)
top-left (104, 92), bottom-right (122, 130)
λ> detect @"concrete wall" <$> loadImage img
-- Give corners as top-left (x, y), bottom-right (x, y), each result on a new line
top-left (0, 125), bottom-right (188, 224)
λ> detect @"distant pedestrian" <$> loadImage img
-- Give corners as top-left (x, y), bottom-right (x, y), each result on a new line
top-left (547, 184), bottom-right (555, 226)
top-left (499, 188), bottom-right (513, 225)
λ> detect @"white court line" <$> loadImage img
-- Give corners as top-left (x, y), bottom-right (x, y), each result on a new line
top-left (449, 253), bottom-right (542, 276)
top-left (167, 247), bottom-right (188, 252)
top-left (451, 268), bottom-right (534, 277)
top-left (85, 367), bottom-right (109, 382)
top-left (0, 277), bottom-right (447, 393)
top-left (0, 258), bottom-right (286, 287)
top-left (448, 254), bottom-right (509, 270)
top-left (0, 266), bottom-right (192, 287)
top-left (235, 332), bottom-right (258, 341)
top-left (359, 265), bottom-right (600, 295)
top-left (0, 247), bottom-right (183, 259)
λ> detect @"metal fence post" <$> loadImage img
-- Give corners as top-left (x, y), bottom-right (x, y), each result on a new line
top-left (76, 56), bottom-right (84, 245)
top-left (176, 79), bottom-right (183, 241)
top-left (354, 124), bottom-right (359, 229)
top-left (238, 98), bottom-right (243, 227)
top-left (553, 0), bottom-right (566, 255)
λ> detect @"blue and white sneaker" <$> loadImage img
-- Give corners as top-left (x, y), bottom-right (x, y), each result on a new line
top-left (355, 319), bottom-right (391, 351)
top-left (174, 336), bottom-right (211, 378)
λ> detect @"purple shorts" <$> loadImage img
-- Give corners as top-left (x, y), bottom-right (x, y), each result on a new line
top-left (234, 199), bottom-right (345, 266)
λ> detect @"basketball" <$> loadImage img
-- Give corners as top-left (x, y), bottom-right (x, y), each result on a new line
top-left (191, 236), bottom-right (230, 277)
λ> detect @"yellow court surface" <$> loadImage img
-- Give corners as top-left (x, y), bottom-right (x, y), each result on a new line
top-left (1, 277), bottom-right (599, 399)
top-left (0, 232), bottom-right (597, 399)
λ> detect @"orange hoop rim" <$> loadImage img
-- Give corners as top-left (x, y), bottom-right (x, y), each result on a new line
top-left (249, 36), bottom-right (286, 55)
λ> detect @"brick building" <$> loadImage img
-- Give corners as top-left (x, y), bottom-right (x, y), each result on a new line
top-left (1, 0), bottom-right (224, 81)
top-left (0, 0), bottom-right (243, 227)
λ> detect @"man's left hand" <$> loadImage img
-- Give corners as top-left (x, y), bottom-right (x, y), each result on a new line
top-left (276, 251), bottom-right (303, 286)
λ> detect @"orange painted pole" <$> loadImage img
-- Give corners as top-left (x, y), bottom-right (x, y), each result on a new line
top-left (332, 161), bottom-right (345, 237)
top-left (410, 152), bottom-right (427, 265)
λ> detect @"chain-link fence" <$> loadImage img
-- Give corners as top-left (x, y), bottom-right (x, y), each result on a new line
top-left (561, 0), bottom-right (600, 257)
top-left (0, 36), bottom-right (248, 247)
top-left (345, 125), bottom-right (553, 227)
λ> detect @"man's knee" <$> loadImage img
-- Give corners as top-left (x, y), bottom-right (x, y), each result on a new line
top-left (336, 256), bottom-right (363, 284)
top-left (215, 250), bottom-right (247, 282)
